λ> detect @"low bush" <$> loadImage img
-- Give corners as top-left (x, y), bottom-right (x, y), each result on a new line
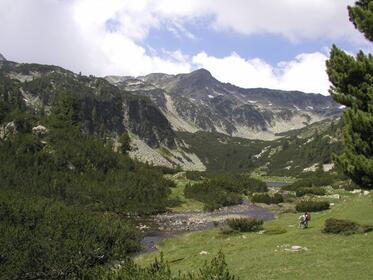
top-left (296, 187), bottom-right (326, 197)
top-left (251, 193), bottom-right (284, 204)
top-left (296, 200), bottom-right (330, 212)
top-left (96, 251), bottom-right (237, 279)
top-left (339, 180), bottom-right (360, 191)
top-left (273, 193), bottom-right (284, 203)
top-left (323, 218), bottom-right (373, 235)
top-left (220, 224), bottom-right (235, 235)
top-left (226, 217), bottom-right (263, 232)
top-left (251, 193), bottom-right (271, 204)
top-left (185, 171), bottom-right (205, 181)
top-left (283, 173), bottom-right (337, 192)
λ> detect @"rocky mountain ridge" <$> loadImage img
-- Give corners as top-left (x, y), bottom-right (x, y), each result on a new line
top-left (0, 56), bottom-right (341, 171)
top-left (107, 68), bottom-right (341, 140)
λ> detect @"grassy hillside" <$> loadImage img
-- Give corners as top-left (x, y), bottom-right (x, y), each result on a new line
top-left (136, 191), bottom-right (373, 279)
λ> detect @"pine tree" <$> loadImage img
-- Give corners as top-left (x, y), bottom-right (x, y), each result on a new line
top-left (326, 0), bottom-right (373, 189)
top-left (49, 91), bottom-right (80, 128)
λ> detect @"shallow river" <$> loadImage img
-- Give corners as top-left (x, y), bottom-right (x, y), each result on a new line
top-left (134, 200), bottom-right (275, 254)
top-left (134, 181), bottom-right (287, 254)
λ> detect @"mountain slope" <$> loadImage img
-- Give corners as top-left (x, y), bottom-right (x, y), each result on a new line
top-left (0, 60), bottom-right (177, 148)
top-left (0, 60), bottom-right (207, 170)
top-left (177, 118), bottom-right (343, 175)
top-left (107, 69), bottom-right (342, 140)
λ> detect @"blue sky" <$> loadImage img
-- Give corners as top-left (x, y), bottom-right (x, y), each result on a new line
top-left (0, 0), bottom-right (371, 95)
top-left (145, 23), bottom-right (363, 65)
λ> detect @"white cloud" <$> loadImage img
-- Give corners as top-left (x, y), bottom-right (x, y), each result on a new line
top-left (0, 0), bottom-right (365, 95)
top-left (153, 0), bottom-right (366, 44)
top-left (193, 51), bottom-right (330, 95)
top-left (0, 0), bottom-right (191, 76)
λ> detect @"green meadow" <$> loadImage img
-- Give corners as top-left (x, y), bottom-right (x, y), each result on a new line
top-left (136, 191), bottom-right (373, 279)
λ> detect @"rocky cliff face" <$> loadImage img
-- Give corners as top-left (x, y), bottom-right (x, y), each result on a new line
top-left (107, 68), bottom-right (341, 140)
top-left (0, 60), bottom-right (176, 149)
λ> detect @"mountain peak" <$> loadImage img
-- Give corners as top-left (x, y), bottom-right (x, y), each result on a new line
top-left (179, 68), bottom-right (216, 87)
top-left (0, 53), bottom-right (6, 61)
top-left (189, 68), bottom-right (212, 78)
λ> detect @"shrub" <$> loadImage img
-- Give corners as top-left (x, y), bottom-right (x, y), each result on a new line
top-left (220, 224), bottom-right (235, 235)
top-left (296, 200), bottom-right (330, 212)
top-left (273, 193), bottom-right (285, 204)
top-left (226, 217), bottom-right (263, 232)
top-left (296, 187), bottom-right (326, 197)
top-left (283, 174), bottom-right (337, 191)
top-left (95, 251), bottom-right (237, 279)
top-left (251, 193), bottom-right (284, 204)
top-left (251, 193), bottom-right (271, 204)
top-left (185, 171), bottom-right (205, 181)
top-left (323, 218), bottom-right (373, 235)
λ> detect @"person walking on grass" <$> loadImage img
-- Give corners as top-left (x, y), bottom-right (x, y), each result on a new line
top-left (299, 212), bottom-right (311, 229)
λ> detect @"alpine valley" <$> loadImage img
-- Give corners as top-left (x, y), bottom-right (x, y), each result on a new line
top-left (0, 55), bottom-right (343, 174)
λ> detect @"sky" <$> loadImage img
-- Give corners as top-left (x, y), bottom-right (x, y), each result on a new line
top-left (0, 0), bottom-right (371, 95)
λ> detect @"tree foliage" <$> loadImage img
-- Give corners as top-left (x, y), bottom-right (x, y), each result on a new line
top-left (326, 0), bottom-right (373, 189)
top-left (185, 174), bottom-right (267, 211)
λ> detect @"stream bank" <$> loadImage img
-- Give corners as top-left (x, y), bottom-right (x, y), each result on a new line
top-left (135, 200), bottom-right (275, 254)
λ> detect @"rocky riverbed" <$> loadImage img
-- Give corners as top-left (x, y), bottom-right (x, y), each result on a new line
top-left (133, 200), bottom-right (275, 254)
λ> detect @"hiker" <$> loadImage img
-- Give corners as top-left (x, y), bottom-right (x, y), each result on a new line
top-left (298, 212), bottom-right (307, 229)
top-left (305, 212), bottom-right (311, 227)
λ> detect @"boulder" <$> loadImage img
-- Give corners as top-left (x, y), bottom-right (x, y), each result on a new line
top-left (0, 121), bottom-right (18, 139)
top-left (32, 125), bottom-right (48, 136)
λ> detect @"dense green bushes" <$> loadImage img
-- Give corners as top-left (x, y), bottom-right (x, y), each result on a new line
top-left (226, 217), bottom-right (263, 232)
top-left (323, 218), bottom-right (373, 235)
top-left (184, 174), bottom-right (267, 210)
top-left (283, 173), bottom-right (337, 192)
top-left (96, 251), bottom-right (237, 280)
top-left (0, 192), bottom-right (140, 279)
top-left (295, 187), bottom-right (326, 197)
top-left (251, 193), bottom-right (284, 204)
top-left (185, 171), bottom-right (205, 181)
top-left (296, 200), bottom-right (330, 212)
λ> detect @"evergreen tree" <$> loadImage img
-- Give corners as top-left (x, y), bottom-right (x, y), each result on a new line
top-left (49, 91), bottom-right (80, 128)
top-left (326, 0), bottom-right (373, 189)
top-left (119, 132), bottom-right (131, 153)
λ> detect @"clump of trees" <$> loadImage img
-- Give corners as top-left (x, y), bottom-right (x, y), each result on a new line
top-left (184, 174), bottom-right (267, 211)
top-left (326, 0), bottom-right (373, 189)
top-left (226, 217), bottom-right (264, 233)
top-left (295, 187), bottom-right (326, 197)
top-left (296, 200), bottom-right (330, 212)
top-left (323, 218), bottom-right (373, 235)
top-left (282, 172), bottom-right (338, 192)
top-left (251, 193), bottom-right (284, 204)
